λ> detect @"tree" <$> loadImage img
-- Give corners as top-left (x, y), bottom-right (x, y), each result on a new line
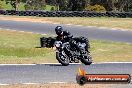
top-left (108, 0), bottom-right (131, 12)
top-left (125, 0), bottom-right (132, 12)
top-left (25, 0), bottom-right (46, 10)
top-left (57, 0), bottom-right (88, 11)
top-left (45, 0), bottom-right (88, 11)
top-left (5, 0), bottom-right (20, 11)
top-left (68, 0), bottom-right (87, 11)
top-left (58, 0), bottom-right (69, 11)
top-left (46, 0), bottom-right (132, 12)
top-left (0, 1), bottom-right (3, 9)
top-left (90, 0), bottom-right (132, 12)
top-left (85, 4), bottom-right (106, 12)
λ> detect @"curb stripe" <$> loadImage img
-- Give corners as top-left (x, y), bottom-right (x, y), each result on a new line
top-left (0, 82), bottom-right (68, 85)
top-left (0, 28), bottom-right (47, 36)
top-left (49, 82), bottom-right (67, 84)
top-left (0, 64), bottom-right (36, 66)
top-left (0, 62), bottom-right (132, 66)
top-left (23, 83), bottom-right (38, 85)
top-left (41, 63), bottom-right (81, 65)
top-left (0, 84), bottom-right (9, 86)
top-left (93, 62), bottom-right (132, 64)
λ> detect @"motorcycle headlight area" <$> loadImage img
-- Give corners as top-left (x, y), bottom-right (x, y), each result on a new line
top-left (55, 43), bottom-right (60, 47)
top-left (78, 43), bottom-right (86, 48)
top-left (54, 41), bottom-right (62, 48)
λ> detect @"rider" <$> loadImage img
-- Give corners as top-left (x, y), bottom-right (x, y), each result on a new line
top-left (55, 26), bottom-right (89, 52)
top-left (55, 26), bottom-right (73, 42)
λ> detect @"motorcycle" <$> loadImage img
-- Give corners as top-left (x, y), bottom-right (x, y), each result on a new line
top-left (54, 37), bottom-right (92, 66)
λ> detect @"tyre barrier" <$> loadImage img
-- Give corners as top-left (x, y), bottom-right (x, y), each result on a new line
top-left (40, 37), bottom-right (56, 48)
top-left (0, 10), bottom-right (132, 18)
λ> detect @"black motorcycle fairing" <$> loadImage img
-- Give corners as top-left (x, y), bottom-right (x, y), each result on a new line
top-left (55, 37), bottom-right (92, 65)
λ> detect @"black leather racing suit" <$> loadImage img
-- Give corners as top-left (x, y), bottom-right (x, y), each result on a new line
top-left (56, 30), bottom-right (73, 42)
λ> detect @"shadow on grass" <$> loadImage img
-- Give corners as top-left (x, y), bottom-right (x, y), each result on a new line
top-left (35, 47), bottom-right (42, 48)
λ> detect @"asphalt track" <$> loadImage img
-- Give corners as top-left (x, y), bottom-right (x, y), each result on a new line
top-left (0, 63), bottom-right (132, 84)
top-left (0, 20), bottom-right (132, 43)
top-left (0, 20), bottom-right (132, 86)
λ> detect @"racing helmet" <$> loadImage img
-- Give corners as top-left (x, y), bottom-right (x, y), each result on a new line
top-left (55, 26), bottom-right (63, 35)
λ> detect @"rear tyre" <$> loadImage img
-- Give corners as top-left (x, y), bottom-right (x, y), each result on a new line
top-left (56, 51), bottom-right (70, 66)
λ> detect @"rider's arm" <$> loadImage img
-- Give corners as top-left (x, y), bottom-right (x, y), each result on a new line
top-left (63, 31), bottom-right (73, 39)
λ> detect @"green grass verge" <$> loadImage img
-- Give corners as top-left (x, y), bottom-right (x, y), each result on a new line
top-left (0, 29), bottom-right (56, 64)
top-left (0, 29), bottom-right (132, 64)
top-left (90, 40), bottom-right (132, 62)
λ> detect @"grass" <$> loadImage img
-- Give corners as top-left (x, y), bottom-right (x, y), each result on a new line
top-left (90, 40), bottom-right (132, 62)
top-left (0, 0), bottom-right (56, 11)
top-left (0, 29), bottom-right (132, 64)
top-left (0, 29), bottom-right (56, 64)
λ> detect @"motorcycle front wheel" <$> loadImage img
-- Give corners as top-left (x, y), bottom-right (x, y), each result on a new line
top-left (56, 51), bottom-right (70, 66)
top-left (80, 52), bottom-right (92, 65)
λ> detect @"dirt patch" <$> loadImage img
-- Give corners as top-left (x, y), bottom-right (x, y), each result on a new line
top-left (0, 15), bottom-right (55, 24)
top-left (0, 83), bottom-right (112, 88)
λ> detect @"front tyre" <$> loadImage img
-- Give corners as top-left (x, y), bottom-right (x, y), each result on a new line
top-left (81, 53), bottom-right (92, 65)
top-left (56, 51), bottom-right (70, 66)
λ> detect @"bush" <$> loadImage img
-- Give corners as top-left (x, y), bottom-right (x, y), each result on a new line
top-left (85, 4), bottom-right (106, 12)
top-left (51, 7), bottom-right (55, 11)
top-left (24, 0), bottom-right (46, 11)
top-left (0, 1), bottom-right (3, 9)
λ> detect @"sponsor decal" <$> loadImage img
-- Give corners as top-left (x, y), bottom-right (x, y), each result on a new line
top-left (76, 67), bottom-right (131, 85)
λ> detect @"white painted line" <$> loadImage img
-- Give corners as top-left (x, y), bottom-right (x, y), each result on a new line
top-left (41, 62), bottom-right (132, 65)
top-left (41, 34), bottom-right (47, 35)
top-left (110, 28), bottom-right (118, 30)
top-left (36, 33), bottom-right (41, 34)
top-left (49, 82), bottom-right (67, 84)
top-left (10, 30), bottom-right (17, 32)
top-left (0, 28), bottom-right (48, 36)
top-left (19, 31), bottom-right (25, 33)
top-left (66, 24), bottom-right (72, 25)
top-left (23, 83), bottom-right (38, 85)
top-left (0, 64), bottom-right (36, 66)
top-left (120, 29), bottom-right (126, 31)
top-left (0, 62), bottom-right (131, 66)
top-left (93, 62), bottom-right (132, 64)
top-left (0, 84), bottom-right (9, 86)
top-left (76, 25), bottom-right (83, 27)
top-left (5, 29), bottom-right (10, 31)
top-left (41, 63), bottom-right (81, 65)
top-left (52, 23), bottom-right (60, 24)
top-left (27, 32), bottom-right (33, 34)
top-left (98, 27), bottom-right (108, 29)
top-left (0, 63), bottom-right (81, 66)
top-left (87, 26), bottom-right (97, 28)
top-left (59, 23), bottom-right (132, 32)
top-left (70, 63), bottom-right (81, 65)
